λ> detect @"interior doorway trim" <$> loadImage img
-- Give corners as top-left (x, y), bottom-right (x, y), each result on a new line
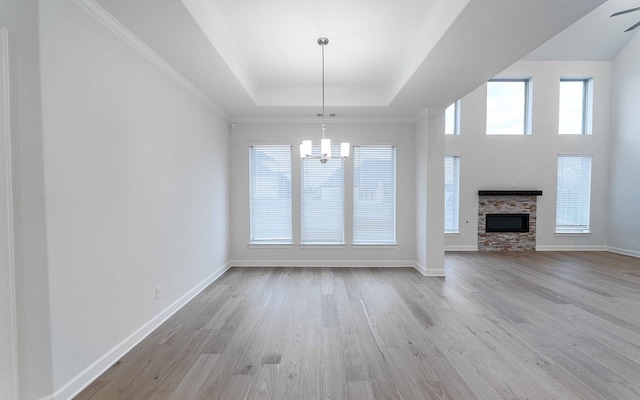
top-left (0, 25), bottom-right (19, 400)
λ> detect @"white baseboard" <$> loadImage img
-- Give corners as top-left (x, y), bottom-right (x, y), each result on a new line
top-left (413, 262), bottom-right (446, 277)
top-left (49, 261), bottom-right (232, 400)
top-left (230, 259), bottom-right (416, 268)
top-left (445, 245), bottom-right (478, 252)
top-left (230, 260), bottom-right (446, 277)
top-left (535, 245), bottom-right (607, 251)
top-left (607, 246), bottom-right (640, 258)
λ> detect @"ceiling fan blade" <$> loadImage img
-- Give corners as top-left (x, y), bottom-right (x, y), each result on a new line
top-left (610, 6), bottom-right (640, 17)
top-left (625, 21), bottom-right (640, 32)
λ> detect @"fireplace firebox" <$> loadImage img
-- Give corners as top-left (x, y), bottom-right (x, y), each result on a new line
top-left (485, 213), bottom-right (530, 233)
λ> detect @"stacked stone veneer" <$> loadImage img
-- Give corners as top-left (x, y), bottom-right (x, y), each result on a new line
top-left (478, 195), bottom-right (537, 251)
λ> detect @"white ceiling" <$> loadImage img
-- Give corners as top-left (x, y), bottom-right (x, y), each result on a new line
top-left (94, 0), bottom-right (610, 120)
top-left (526, 0), bottom-right (640, 60)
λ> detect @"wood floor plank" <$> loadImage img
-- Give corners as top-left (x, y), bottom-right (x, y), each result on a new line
top-left (75, 252), bottom-right (640, 400)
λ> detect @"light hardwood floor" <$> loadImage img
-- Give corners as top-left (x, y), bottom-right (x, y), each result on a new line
top-left (76, 251), bottom-right (640, 399)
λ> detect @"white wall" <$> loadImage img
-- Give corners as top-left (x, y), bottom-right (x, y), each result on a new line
top-left (609, 32), bottom-right (640, 257)
top-left (39, 0), bottom-right (230, 397)
top-left (414, 111), bottom-right (446, 275)
top-left (0, 24), bottom-right (18, 400)
top-left (0, 0), bottom-right (54, 398)
top-left (229, 121), bottom-right (417, 266)
top-left (414, 116), bottom-right (428, 270)
top-left (445, 61), bottom-right (611, 251)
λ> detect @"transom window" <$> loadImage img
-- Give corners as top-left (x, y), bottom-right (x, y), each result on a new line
top-left (559, 78), bottom-right (592, 135)
top-left (486, 79), bottom-right (531, 135)
top-left (445, 100), bottom-right (461, 135)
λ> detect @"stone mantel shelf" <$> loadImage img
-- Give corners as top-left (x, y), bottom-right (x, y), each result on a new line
top-left (479, 190), bottom-right (543, 196)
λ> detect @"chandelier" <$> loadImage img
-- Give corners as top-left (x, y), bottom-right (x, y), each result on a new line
top-left (300, 37), bottom-right (349, 164)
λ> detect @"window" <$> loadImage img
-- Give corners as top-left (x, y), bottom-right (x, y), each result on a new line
top-left (249, 145), bottom-right (292, 243)
top-left (353, 146), bottom-right (396, 244)
top-left (445, 100), bottom-right (461, 135)
top-left (556, 155), bottom-right (591, 233)
top-left (559, 79), bottom-right (591, 134)
top-left (486, 79), bottom-right (531, 135)
top-left (301, 144), bottom-right (344, 244)
top-left (444, 156), bottom-right (460, 233)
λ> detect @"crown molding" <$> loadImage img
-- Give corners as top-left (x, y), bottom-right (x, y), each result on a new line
top-left (72, 0), bottom-right (228, 119)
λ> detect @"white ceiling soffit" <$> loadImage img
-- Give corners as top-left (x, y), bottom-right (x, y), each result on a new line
top-left (390, 0), bottom-right (607, 114)
top-left (93, 0), bottom-right (605, 119)
top-left (525, 0), bottom-right (640, 61)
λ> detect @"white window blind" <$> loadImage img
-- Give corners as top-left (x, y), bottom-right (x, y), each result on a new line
top-left (556, 155), bottom-right (591, 233)
top-left (249, 145), bottom-right (292, 243)
top-left (353, 146), bottom-right (396, 244)
top-left (301, 144), bottom-right (344, 244)
top-left (444, 156), bottom-right (460, 233)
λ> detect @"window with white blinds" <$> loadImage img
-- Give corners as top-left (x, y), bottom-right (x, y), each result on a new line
top-left (444, 156), bottom-right (460, 233)
top-left (301, 144), bottom-right (344, 244)
top-left (353, 146), bottom-right (396, 244)
top-left (249, 145), bottom-right (292, 244)
top-left (556, 155), bottom-right (591, 233)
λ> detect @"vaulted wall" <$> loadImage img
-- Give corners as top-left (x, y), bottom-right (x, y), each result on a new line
top-left (609, 31), bottom-right (640, 256)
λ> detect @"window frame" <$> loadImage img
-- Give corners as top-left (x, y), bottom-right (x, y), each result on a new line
top-left (486, 78), bottom-right (532, 135)
top-left (559, 78), bottom-right (592, 135)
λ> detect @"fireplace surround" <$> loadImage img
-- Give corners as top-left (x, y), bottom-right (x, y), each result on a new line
top-left (478, 190), bottom-right (542, 251)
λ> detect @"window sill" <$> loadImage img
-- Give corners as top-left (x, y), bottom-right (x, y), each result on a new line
top-left (350, 243), bottom-right (398, 249)
top-left (555, 231), bottom-right (591, 236)
top-left (248, 243), bottom-right (295, 249)
top-left (445, 232), bottom-right (460, 236)
top-left (300, 244), bottom-right (347, 249)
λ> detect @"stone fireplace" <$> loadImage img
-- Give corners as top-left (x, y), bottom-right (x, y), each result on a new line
top-left (478, 190), bottom-right (542, 251)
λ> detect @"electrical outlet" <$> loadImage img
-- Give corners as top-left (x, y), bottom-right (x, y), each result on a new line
top-left (156, 286), bottom-right (162, 300)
